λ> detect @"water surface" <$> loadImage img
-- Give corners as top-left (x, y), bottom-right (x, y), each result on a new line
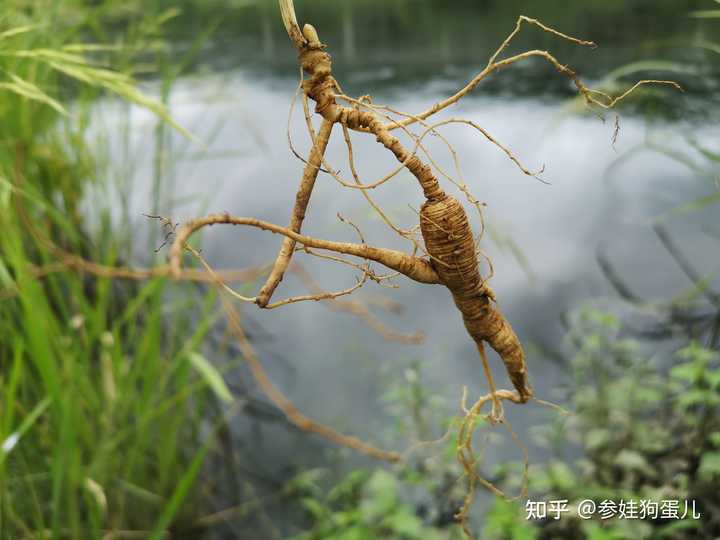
top-left (100, 1), bottom-right (720, 533)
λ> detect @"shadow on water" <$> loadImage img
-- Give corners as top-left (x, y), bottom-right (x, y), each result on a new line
top-left (100, 0), bottom-right (719, 535)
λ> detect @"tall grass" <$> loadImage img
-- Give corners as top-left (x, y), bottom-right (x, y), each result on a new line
top-left (0, 3), bottom-right (233, 538)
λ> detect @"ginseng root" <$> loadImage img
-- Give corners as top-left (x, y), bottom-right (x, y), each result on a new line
top-left (167, 0), bottom-right (680, 481)
top-left (167, 3), bottom-right (680, 436)
top-left (337, 109), bottom-right (532, 400)
top-left (420, 193), bottom-right (532, 401)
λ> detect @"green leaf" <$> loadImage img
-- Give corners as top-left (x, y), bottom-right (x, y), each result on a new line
top-left (0, 397), bottom-right (52, 465)
top-left (288, 469), bottom-right (325, 497)
top-left (0, 174), bottom-right (10, 209)
top-left (188, 352), bottom-right (233, 403)
top-left (678, 342), bottom-right (717, 364)
top-left (585, 429), bottom-right (611, 451)
top-left (484, 499), bottom-right (537, 540)
top-left (63, 43), bottom-right (123, 53)
top-left (148, 434), bottom-right (213, 540)
top-left (586, 309), bottom-right (620, 330)
top-left (156, 7), bottom-right (183, 25)
top-left (634, 386), bottom-right (663, 405)
top-left (709, 432), bottom-right (720, 448)
top-left (8, 48), bottom-right (97, 65)
top-left (0, 25), bottom-right (40, 40)
top-left (360, 470), bottom-right (397, 523)
top-left (698, 452), bottom-right (720, 481)
top-left (695, 41), bottom-right (720, 55)
top-left (671, 271), bottom-right (719, 306)
top-left (384, 508), bottom-right (425, 538)
top-left (10, 50), bottom-right (198, 142)
top-left (301, 497), bottom-right (327, 519)
top-left (678, 389), bottom-right (719, 409)
top-left (547, 461), bottom-right (576, 491)
top-left (670, 363), bottom-right (699, 383)
top-left (657, 519), bottom-right (701, 537)
top-left (613, 449), bottom-right (653, 475)
top-left (583, 522), bottom-right (624, 540)
top-left (707, 369), bottom-right (720, 390)
top-left (328, 470), bottom-right (369, 504)
top-left (688, 139), bottom-right (720, 163)
top-left (665, 192), bottom-right (720, 219)
top-left (690, 9), bottom-right (720, 18)
top-left (604, 60), bottom-right (699, 82)
top-left (0, 75), bottom-right (68, 114)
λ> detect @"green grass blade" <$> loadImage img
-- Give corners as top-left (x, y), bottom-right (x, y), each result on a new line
top-left (0, 398), bottom-right (52, 466)
top-left (0, 75), bottom-right (68, 115)
top-left (663, 191), bottom-right (720, 220)
top-left (188, 352), bottom-right (233, 404)
top-left (0, 25), bottom-right (40, 40)
top-left (690, 9), bottom-right (720, 18)
top-left (604, 60), bottom-right (700, 82)
top-left (695, 40), bottom-right (720, 55)
top-left (148, 437), bottom-right (213, 540)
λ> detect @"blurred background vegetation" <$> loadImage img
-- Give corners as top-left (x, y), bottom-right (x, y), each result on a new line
top-left (0, 1), bottom-right (718, 539)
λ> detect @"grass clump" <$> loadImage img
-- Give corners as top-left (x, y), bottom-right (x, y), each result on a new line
top-left (0, 4), bottom-right (232, 537)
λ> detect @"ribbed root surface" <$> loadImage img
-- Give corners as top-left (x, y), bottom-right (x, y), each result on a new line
top-left (419, 193), bottom-right (533, 402)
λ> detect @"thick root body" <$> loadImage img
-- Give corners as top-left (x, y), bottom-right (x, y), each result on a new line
top-left (420, 193), bottom-right (532, 402)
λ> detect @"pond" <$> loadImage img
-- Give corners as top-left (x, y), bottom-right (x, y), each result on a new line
top-left (100, 0), bottom-right (720, 534)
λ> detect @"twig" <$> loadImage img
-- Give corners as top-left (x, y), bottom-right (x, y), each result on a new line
top-left (388, 15), bottom-right (680, 131)
top-left (291, 262), bottom-right (424, 344)
top-left (257, 118), bottom-right (335, 307)
top-left (170, 213), bottom-right (442, 285)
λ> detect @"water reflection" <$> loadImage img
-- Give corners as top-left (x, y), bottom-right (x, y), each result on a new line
top-left (100, 1), bottom-right (719, 530)
top-left (171, 0), bottom-right (717, 116)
